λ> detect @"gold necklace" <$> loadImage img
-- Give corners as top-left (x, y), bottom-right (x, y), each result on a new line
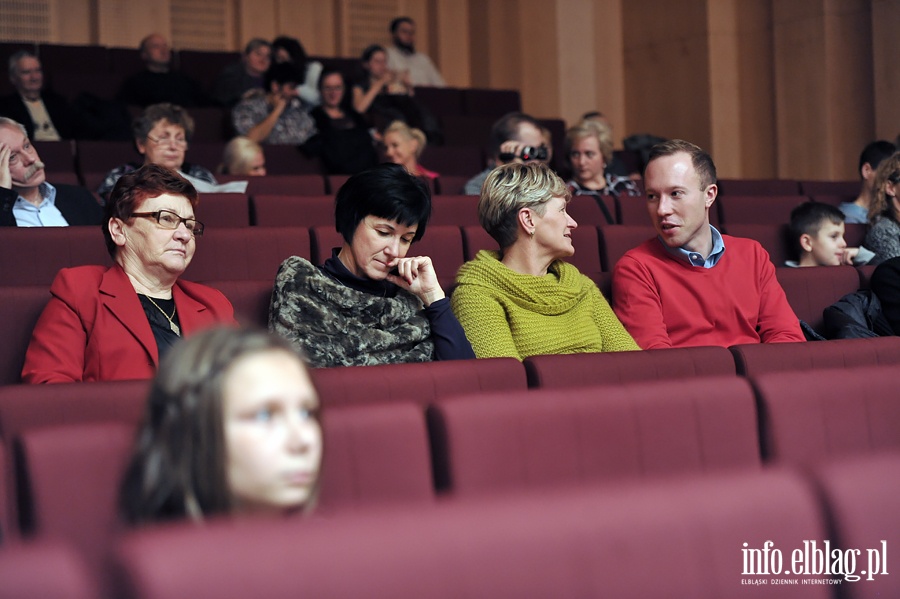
top-left (145, 295), bottom-right (181, 336)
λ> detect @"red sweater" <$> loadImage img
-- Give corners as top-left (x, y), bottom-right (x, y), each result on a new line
top-left (612, 236), bottom-right (804, 349)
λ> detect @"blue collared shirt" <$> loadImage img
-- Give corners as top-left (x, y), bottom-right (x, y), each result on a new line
top-left (12, 182), bottom-right (69, 227)
top-left (659, 225), bottom-right (726, 268)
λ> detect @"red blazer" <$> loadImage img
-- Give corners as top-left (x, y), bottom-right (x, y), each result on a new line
top-left (22, 264), bottom-right (236, 384)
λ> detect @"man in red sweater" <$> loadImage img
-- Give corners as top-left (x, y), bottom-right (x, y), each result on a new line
top-left (612, 139), bottom-right (804, 349)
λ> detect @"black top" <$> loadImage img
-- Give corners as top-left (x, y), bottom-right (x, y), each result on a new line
top-left (138, 294), bottom-right (182, 359)
top-left (321, 250), bottom-right (475, 360)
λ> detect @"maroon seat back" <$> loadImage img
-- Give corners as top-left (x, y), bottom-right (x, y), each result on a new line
top-left (717, 178), bottom-right (800, 196)
top-left (0, 227), bottom-right (112, 286)
top-left (0, 381), bottom-right (148, 532)
top-left (0, 286), bottom-right (51, 385)
top-left (318, 403), bottom-right (434, 509)
top-left (312, 357), bottom-right (526, 409)
top-left (252, 194), bottom-right (334, 227)
top-left (799, 179), bottom-right (858, 198)
top-left (230, 174), bottom-right (326, 196)
top-left (615, 194), bottom-right (652, 226)
top-left (259, 145), bottom-right (322, 175)
top-left (412, 86), bottom-right (464, 117)
top-left (0, 540), bottom-right (99, 599)
top-left (206, 279), bottom-right (273, 328)
top-left (810, 454), bottom-right (900, 598)
top-left (33, 140), bottom-right (76, 176)
top-left (460, 225), bottom-right (497, 261)
top-left (431, 376), bottom-right (760, 496)
top-left (17, 423), bottom-right (134, 555)
top-left (184, 227), bottom-right (310, 282)
top-left (429, 195), bottom-right (480, 227)
top-left (524, 345), bottom-right (735, 388)
top-left (419, 145), bottom-right (483, 175)
top-left (717, 194), bottom-right (807, 225)
top-left (435, 174), bottom-right (473, 195)
top-left (598, 225), bottom-right (654, 271)
top-left (461, 88), bottom-right (521, 117)
top-left (566, 195), bottom-right (616, 226)
top-left (725, 223), bottom-right (791, 265)
top-left (753, 365), bottom-right (900, 464)
top-left (196, 193), bottom-right (250, 227)
top-left (115, 469), bottom-right (826, 599)
top-left (775, 265), bottom-right (861, 335)
top-left (730, 336), bottom-right (900, 377)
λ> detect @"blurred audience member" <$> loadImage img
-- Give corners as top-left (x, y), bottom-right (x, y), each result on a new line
top-left (118, 34), bottom-right (209, 108)
top-left (120, 327), bottom-right (320, 524)
top-left (463, 112), bottom-right (548, 195)
top-left (787, 201), bottom-right (872, 267)
top-left (212, 39), bottom-right (271, 107)
top-left (0, 117), bottom-right (102, 226)
top-left (308, 68), bottom-right (377, 174)
top-left (582, 110), bottom-right (635, 179)
top-left (98, 103), bottom-right (218, 200)
top-left (219, 136), bottom-right (266, 176)
top-left (566, 119), bottom-right (639, 202)
top-left (232, 63), bottom-right (316, 145)
top-left (386, 17), bottom-right (446, 87)
top-left (0, 50), bottom-right (76, 140)
top-left (864, 152), bottom-right (900, 264)
top-left (841, 140), bottom-right (896, 224)
top-left (383, 120), bottom-right (436, 182)
top-left (271, 36), bottom-right (323, 106)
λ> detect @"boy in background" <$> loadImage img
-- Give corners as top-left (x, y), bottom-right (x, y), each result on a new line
top-left (788, 201), bottom-right (874, 267)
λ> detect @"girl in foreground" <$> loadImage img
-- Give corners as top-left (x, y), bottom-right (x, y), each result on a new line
top-left (120, 327), bottom-right (322, 524)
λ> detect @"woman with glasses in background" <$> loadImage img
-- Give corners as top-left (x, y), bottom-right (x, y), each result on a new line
top-left (97, 103), bottom-right (219, 201)
top-left (22, 164), bottom-right (235, 383)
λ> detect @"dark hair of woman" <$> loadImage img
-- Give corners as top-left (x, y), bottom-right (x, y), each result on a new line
top-left (333, 163), bottom-right (431, 244)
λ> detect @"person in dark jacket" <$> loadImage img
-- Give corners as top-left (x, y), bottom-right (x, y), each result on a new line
top-left (0, 51), bottom-right (76, 140)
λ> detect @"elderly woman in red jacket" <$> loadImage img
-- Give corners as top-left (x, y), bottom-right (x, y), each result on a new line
top-left (22, 164), bottom-right (235, 383)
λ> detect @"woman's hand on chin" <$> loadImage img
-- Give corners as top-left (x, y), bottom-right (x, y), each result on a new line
top-left (386, 256), bottom-right (445, 307)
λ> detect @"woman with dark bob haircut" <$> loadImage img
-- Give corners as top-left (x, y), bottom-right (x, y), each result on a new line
top-left (120, 327), bottom-right (322, 525)
top-left (22, 164), bottom-right (235, 383)
top-left (269, 163), bottom-right (474, 366)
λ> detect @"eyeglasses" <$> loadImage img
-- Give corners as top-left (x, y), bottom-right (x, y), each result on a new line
top-left (131, 209), bottom-right (204, 236)
top-left (145, 134), bottom-right (188, 148)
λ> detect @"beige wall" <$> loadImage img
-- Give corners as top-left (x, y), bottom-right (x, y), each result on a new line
top-left (4, 0), bottom-right (897, 179)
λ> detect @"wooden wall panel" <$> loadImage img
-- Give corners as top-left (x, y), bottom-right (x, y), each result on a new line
top-left (623, 0), bottom-right (712, 151)
top-left (873, 0), bottom-right (900, 143)
top-left (277, 0), bottom-right (339, 57)
top-left (96, 0), bottom-right (170, 48)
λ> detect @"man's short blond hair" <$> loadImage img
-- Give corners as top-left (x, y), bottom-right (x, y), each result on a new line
top-left (479, 162), bottom-right (569, 249)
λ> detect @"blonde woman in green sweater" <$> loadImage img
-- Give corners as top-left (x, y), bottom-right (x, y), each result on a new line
top-left (452, 162), bottom-right (640, 359)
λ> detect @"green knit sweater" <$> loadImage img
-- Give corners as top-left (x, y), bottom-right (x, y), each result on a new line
top-left (452, 250), bottom-right (639, 360)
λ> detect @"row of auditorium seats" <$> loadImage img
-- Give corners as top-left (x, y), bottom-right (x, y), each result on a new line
top-left (0, 360), bottom-right (897, 596)
top-left (0, 235), bottom-right (878, 387)
top-left (2, 453), bottom-right (897, 598)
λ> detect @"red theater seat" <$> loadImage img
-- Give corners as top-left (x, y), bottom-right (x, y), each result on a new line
top-left (799, 180), bottom-right (858, 198)
top-left (429, 195), bottom-right (480, 227)
top-left (717, 194), bottom-right (806, 225)
top-left (196, 193), bottom-right (250, 227)
top-left (810, 454), bottom-right (900, 599)
top-left (16, 423), bottom-right (134, 554)
top-left (312, 357), bottom-right (526, 409)
top-left (753, 365), bottom-right (900, 465)
top-left (461, 225), bottom-right (498, 260)
top-left (566, 194), bottom-right (616, 226)
top-left (775, 265), bottom-right (861, 336)
top-left (430, 376), bottom-right (760, 496)
top-left (0, 380), bottom-right (148, 531)
top-left (317, 402), bottom-right (434, 509)
top-left (598, 225), bottom-right (654, 271)
top-left (252, 194), bottom-right (334, 227)
top-left (206, 279), bottom-right (273, 328)
top-left (0, 286), bottom-right (52, 386)
top-left (184, 227), bottom-right (310, 282)
top-left (0, 227), bottom-right (112, 287)
top-left (115, 469), bottom-right (826, 599)
top-left (730, 336), bottom-right (900, 377)
top-left (524, 345), bottom-right (735, 388)
top-left (717, 178), bottom-right (800, 196)
top-left (0, 540), bottom-right (99, 599)
top-left (725, 223), bottom-right (791, 265)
